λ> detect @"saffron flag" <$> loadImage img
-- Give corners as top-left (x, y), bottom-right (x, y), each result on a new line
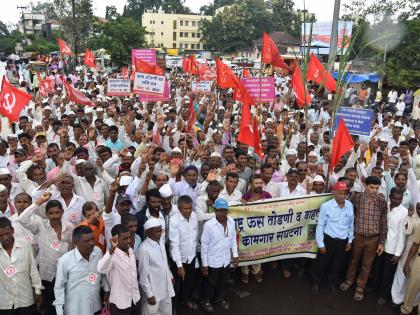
top-left (307, 53), bottom-right (336, 92)
top-left (330, 118), bottom-right (355, 173)
top-left (261, 32), bottom-right (289, 70)
top-left (243, 68), bottom-right (251, 78)
top-left (0, 77), bottom-right (32, 122)
top-left (135, 58), bottom-right (164, 75)
top-left (64, 82), bottom-right (95, 106)
top-left (84, 49), bottom-right (96, 69)
top-left (57, 38), bottom-right (72, 57)
top-left (291, 63), bottom-right (311, 108)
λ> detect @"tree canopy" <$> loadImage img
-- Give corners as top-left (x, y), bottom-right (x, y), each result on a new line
top-left (200, 0), bottom-right (273, 53)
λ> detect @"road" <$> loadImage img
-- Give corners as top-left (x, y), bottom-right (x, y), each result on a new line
top-left (180, 266), bottom-right (398, 315)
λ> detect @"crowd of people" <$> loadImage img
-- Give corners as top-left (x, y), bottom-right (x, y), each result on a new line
top-left (0, 55), bottom-right (419, 315)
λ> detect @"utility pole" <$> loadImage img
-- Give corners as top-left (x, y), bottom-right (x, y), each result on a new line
top-left (327, 0), bottom-right (341, 74)
top-left (71, 0), bottom-right (78, 56)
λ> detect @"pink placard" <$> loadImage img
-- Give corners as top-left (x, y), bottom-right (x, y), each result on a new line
top-left (138, 80), bottom-right (170, 102)
top-left (131, 49), bottom-right (157, 65)
top-left (241, 77), bottom-right (275, 103)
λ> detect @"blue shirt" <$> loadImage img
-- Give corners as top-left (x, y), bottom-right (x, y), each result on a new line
top-left (105, 139), bottom-right (123, 152)
top-left (316, 199), bottom-right (354, 248)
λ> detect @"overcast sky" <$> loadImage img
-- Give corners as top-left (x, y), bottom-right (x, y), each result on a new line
top-left (5, 0), bottom-right (347, 26)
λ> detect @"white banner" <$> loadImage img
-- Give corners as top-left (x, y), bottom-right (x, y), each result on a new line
top-left (107, 79), bottom-right (131, 96)
top-left (133, 72), bottom-right (165, 95)
top-left (192, 80), bottom-right (212, 94)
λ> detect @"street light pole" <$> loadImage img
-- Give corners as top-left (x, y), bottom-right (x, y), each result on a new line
top-left (327, 0), bottom-right (341, 74)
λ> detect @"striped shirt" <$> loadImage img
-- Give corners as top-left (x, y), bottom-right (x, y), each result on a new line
top-left (19, 203), bottom-right (74, 281)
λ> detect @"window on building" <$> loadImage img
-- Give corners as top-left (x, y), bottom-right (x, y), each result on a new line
top-left (161, 32), bottom-right (163, 35)
top-left (161, 21), bottom-right (164, 24)
top-left (150, 20), bottom-right (153, 24)
top-left (180, 32), bottom-right (183, 37)
top-left (185, 43), bottom-right (188, 49)
top-left (173, 43), bottom-right (177, 48)
top-left (191, 44), bottom-right (195, 49)
top-left (173, 32), bottom-right (176, 40)
top-left (198, 21), bottom-right (201, 27)
top-left (192, 21), bottom-right (196, 27)
top-left (180, 21), bottom-right (183, 26)
top-left (153, 21), bottom-right (155, 24)
top-left (197, 33), bottom-right (201, 38)
top-left (185, 21), bottom-right (189, 26)
top-left (191, 32), bottom-right (195, 38)
top-left (184, 32), bottom-right (188, 37)
top-left (173, 20), bottom-right (177, 29)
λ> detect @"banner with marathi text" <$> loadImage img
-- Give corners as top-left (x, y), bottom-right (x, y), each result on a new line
top-left (229, 194), bottom-right (333, 266)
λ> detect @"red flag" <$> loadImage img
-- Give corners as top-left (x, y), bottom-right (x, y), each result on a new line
top-left (237, 101), bottom-right (254, 146)
top-left (330, 118), bottom-right (355, 173)
top-left (183, 55), bottom-right (199, 75)
top-left (198, 65), bottom-right (217, 81)
top-left (64, 82), bottom-right (94, 106)
top-left (135, 58), bottom-right (163, 75)
top-left (242, 68), bottom-right (251, 78)
top-left (233, 81), bottom-right (254, 106)
top-left (0, 77), bottom-right (32, 122)
top-left (261, 32), bottom-right (289, 70)
top-left (38, 74), bottom-right (55, 96)
top-left (216, 58), bottom-right (239, 89)
top-left (186, 96), bottom-right (196, 134)
top-left (182, 56), bottom-right (188, 73)
top-left (307, 53), bottom-right (336, 92)
top-left (121, 67), bottom-right (128, 79)
top-left (253, 116), bottom-right (264, 159)
top-left (84, 49), bottom-right (96, 69)
top-left (57, 38), bottom-right (73, 57)
top-left (291, 63), bottom-right (311, 108)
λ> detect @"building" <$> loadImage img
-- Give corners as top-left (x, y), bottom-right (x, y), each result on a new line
top-left (141, 11), bottom-right (212, 50)
top-left (18, 13), bottom-right (46, 35)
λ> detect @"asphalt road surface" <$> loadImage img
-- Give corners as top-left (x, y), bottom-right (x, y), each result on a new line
top-left (180, 266), bottom-right (398, 315)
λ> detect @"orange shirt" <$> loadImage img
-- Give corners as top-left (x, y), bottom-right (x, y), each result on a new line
top-left (78, 218), bottom-right (106, 253)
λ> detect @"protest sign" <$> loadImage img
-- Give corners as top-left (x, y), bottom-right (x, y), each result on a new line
top-left (192, 80), bottom-right (212, 94)
top-left (131, 48), bottom-right (156, 65)
top-left (107, 79), bottom-right (131, 96)
top-left (139, 80), bottom-right (170, 102)
top-left (240, 77), bottom-right (275, 103)
top-left (334, 107), bottom-right (374, 136)
top-left (229, 194), bottom-right (333, 266)
top-left (133, 72), bottom-right (165, 95)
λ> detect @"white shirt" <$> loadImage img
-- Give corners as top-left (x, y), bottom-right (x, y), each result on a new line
top-left (70, 174), bottom-right (109, 211)
top-left (385, 204), bottom-right (408, 256)
top-left (277, 182), bottom-right (306, 198)
top-left (169, 211), bottom-right (198, 267)
top-left (201, 216), bottom-right (238, 268)
top-left (263, 180), bottom-right (280, 198)
top-left (137, 238), bottom-right (175, 301)
top-left (16, 160), bottom-right (40, 194)
top-left (169, 178), bottom-right (201, 207)
top-left (218, 188), bottom-right (242, 203)
top-left (54, 247), bottom-right (109, 315)
top-left (0, 239), bottom-right (43, 310)
top-left (97, 248), bottom-right (140, 310)
top-left (33, 189), bottom-right (86, 226)
top-left (388, 90), bottom-right (398, 103)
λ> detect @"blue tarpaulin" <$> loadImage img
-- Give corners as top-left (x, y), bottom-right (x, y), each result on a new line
top-left (333, 72), bottom-right (380, 83)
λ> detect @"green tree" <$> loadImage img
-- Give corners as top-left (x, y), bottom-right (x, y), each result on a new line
top-left (343, 0), bottom-right (419, 21)
top-left (385, 19), bottom-right (420, 88)
top-left (0, 22), bottom-right (23, 55)
top-left (29, 0), bottom-right (94, 53)
top-left (199, 0), bottom-right (236, 15)
top-left (105, 5), bottom-right (119, 20)
top-left (200, 0), bottom-right (273, 52)
top-left (25, 33), bottom-right (58, 53)
top-left (87, 16), bottom-right (147, 66)
top-left (270, 0), bottom-right (302, 37)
